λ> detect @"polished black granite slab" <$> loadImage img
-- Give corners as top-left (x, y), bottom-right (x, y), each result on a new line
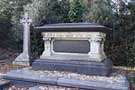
top-left (53, 40), bottom-right (90, 53)
top-left (32, 58), bottom-right (112, 76)
top-left (34, 23), bottom-right (111, 32)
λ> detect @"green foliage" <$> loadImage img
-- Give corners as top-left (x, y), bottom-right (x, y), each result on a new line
top-left (85, 0), bottom-right (114, 25)
top-left (68, 0), bottom-right (85, 22)
top-left (25, 0), bottom-right (70, 25)
top-left (82, 0), bottom-right (135, 67)
top-left (0, 0), bottom-right (135, 67)
top-left (0, 0), bottom-right (13, 47)
top-left (108, 0), bottom-right (135, 67)
top-left (24, 0), bottom-right (71, 55)
top-left (0, 18), bottom-right (12, 47)
top-left (0, 0), bottom-right (31, 49)
top-left (126, 1), bottom-right (135, 67)
top-left (24, 0), bottom-right (49, 25)
top-left (46, 0), bottom-right (70, 23)
top-left (10, 0), bottom-right (31, 49)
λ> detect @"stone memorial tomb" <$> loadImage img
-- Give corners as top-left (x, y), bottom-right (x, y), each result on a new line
top-left (32, 23), bottom-right (112, 76)
top-left (2, 13), bottom-right (129, 90)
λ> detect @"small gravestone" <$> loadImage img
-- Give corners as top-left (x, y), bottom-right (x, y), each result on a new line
top-left (32, 23), bottom-right (112, 76)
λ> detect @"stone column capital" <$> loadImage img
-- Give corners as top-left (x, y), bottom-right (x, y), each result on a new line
top-left (43, 37), bottom-right (51, 41)
top-left (88, 32), bottom-right (106, 42)
top-left (88, 37), bottom-right (103, 42)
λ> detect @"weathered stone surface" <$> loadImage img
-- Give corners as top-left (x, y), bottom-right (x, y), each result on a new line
top-left (28, 86), bottom-right (40, 90)
top-left (13, 56), bottom-right (30, 66)
top-left (4, 70), bottom-right (58, 85)
top-left (13, 12), bottom-right (32, 66)
top-left (0, 80), bottom-right (10, 89)
top-left (40, 32), bottom-right (107, 62)
top-left (57, 77), bottom-right (129, 90)
top-left (32, 59), bottom-right (112, 76)
top-left (27, 85), bottom-right (83, 90)
top-left (2, 68), bottom-right (130, 90)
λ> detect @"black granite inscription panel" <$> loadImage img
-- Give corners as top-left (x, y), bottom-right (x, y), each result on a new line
top-left (53, 40), bottom-right (90, 53)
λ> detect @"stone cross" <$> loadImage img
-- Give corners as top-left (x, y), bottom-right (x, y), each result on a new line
top-left (13, 12), bottom-right (32, 66)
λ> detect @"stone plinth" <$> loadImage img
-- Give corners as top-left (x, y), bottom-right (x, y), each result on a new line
top-left (32, 58), bottom-right (112, 76)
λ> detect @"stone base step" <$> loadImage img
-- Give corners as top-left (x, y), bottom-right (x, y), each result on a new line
top-left (32, 58), bottom-right (112, 76)
top-left (0, 79), bottom-right (10, 89)
top-left (1, 67), bottom-right (130, 90)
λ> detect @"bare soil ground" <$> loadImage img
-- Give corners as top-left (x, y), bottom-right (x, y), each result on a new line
top-left (0, 48), bottom-right (18, 73)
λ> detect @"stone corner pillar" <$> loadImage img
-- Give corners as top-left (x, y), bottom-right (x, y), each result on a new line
top-left (88, 32), bottom-right (107, 62)
top-left (13, 12), bottom-right (32, 66)
top-left (40, 37), bottom-right (52, 59)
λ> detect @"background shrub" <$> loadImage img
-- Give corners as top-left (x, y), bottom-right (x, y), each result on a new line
top-left (0, 0), bottom-right (135, 67)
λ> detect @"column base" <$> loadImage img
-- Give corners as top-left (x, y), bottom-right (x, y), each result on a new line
top-left (88, 53), bottom-right (106, 62)
top-left (13, 53), bottom-right (30, 66)
top-left (40, 51), bottom-right (51, 59)
top-left (13, 61), bottom-right (30, 66)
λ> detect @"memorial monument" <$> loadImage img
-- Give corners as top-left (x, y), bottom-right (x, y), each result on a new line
top-left (32, 23), bottom-right (112, 76)
top-left (3, 13), bottom-right (129, 90)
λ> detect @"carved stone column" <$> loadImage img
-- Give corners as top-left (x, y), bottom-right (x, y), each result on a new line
top-left (88, 33), bottom-right (106, 62)
top-left (13, 12), bottom-right (32, 66)
top-left (40, 37), bottom-right (52, 58)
